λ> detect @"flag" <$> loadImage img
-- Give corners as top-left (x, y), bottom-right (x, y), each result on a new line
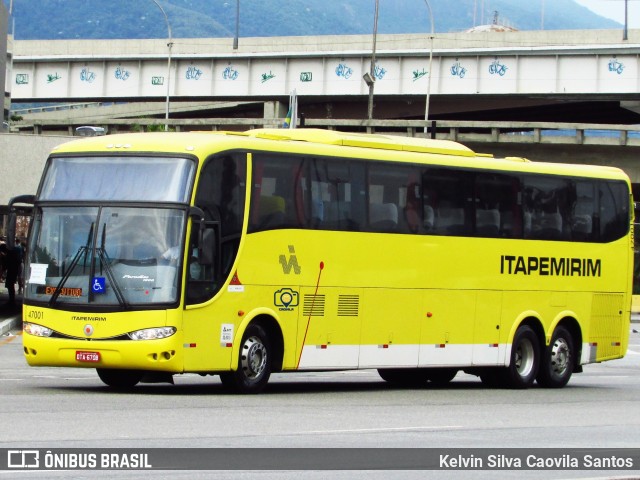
top-left (283, 89), bottom-right (297, 129)
top-left (283, 106), bottom-right (292, 128)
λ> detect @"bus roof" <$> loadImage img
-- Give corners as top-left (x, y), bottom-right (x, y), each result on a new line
top-left (245, 128), bottom-right (477, 157)
top-left (48, 129), bottom-right (630, 182)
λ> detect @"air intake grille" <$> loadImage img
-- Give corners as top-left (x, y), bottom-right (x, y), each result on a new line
top-left (303, 294), bottom-right (325, 317)
top-left (338, 295), bottom-right (360, 316)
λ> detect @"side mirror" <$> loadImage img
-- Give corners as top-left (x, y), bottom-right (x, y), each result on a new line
top-left (198, 227), bottom-right (216, 266)
top-left (7, 194), bottom-right (36, 249)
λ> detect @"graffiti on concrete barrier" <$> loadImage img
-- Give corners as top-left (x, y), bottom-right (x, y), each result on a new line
top-left (186, 66), bottom-right (203, 80)
top-left (489, 58), bottom-right (508, 76)
top-left (80, 67), bottom-right (96, 83)
top-left (223, 65), bottom-right (239, 80)
top-left (335, 63), bottom-right (353, 79)
top-left (47, 73), bottom-right (62, 84)
top-left (115, 66), bottom-right (130, 81)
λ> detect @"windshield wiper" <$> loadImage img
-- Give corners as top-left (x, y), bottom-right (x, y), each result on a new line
top-left (48, 222), bottom-right (129, 308)
top-left (49, 223), bottom-right (94, 306)
top-left (93, 223), bottom-right (128, 307)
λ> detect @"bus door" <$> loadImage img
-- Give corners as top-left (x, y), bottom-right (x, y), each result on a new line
top-left (182, 153), bottom-right (247, 371)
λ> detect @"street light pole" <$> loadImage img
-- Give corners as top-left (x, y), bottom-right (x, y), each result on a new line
top-left (366, 0), bottom-right (380, 121)
top-left (423, 0), bottom-right (434, 135)
top-left (233, 0), bottom-right (240, 49)
top-left (151, 0), bottom-right (172, 131)
top-left (623, 0), bottom-right (628, 41)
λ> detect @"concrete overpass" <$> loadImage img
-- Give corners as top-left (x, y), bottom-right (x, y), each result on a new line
top-left (8, 29), bottom-right (640, 123)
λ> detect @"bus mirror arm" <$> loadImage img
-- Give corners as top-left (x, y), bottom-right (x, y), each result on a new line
top-left (7, 194), bottom-right (36, 249)
top-left (188, 206), bottom-right (206, 224)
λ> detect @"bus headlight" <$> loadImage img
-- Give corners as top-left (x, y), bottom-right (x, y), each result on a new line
top-left (127, 327), bottom-right (176, 341)
top-left (23, 322), bottom-right (54, 337)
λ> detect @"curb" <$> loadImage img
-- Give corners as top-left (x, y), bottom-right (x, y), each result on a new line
top-left (0, 316), bottom-right (21, 336)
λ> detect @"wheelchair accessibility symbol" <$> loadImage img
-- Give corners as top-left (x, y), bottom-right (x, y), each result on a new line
top-left (92, 277), bottom-right (106, 294)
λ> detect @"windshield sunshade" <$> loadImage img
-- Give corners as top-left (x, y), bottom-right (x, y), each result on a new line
top-left (40, 156), bottom-right (195, 202)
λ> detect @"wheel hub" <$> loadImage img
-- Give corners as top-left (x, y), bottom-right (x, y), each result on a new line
top-left (550, 338), bottom-right (570, 376)
top-left (241, 336), bottom-right (267, 379)
top-left (515, 338), bottom-right (535, 377)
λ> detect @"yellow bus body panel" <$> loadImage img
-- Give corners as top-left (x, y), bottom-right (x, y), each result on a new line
top-left (23, 306), bottom-right (185, 371)
top-left (24, 130), bottom-right (633, 374)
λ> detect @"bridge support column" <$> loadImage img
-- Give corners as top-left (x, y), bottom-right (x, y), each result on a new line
top-left (264, 101), bottom-right (287, 125)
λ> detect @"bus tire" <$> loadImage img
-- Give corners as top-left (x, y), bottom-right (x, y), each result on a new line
top-left (425, 368), bottom-right (458, 386)
top-left (377, 368), bottom-right (429, 386)
top-left (536, 325), bottom-right (574, 388)
top-left (220, 324), bottom-right (272, 394)
top-left (96, 368), bottom-right (142, 389)
top-left (503, 325), bottom-right (540, 389)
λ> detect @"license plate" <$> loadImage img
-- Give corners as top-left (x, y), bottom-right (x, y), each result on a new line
top-left (76, 351), bottom-right (100, 363)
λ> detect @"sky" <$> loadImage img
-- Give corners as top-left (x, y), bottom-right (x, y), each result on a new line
top-left (575, 0), bottom-right (640, 28)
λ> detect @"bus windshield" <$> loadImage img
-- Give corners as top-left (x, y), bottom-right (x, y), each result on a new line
top-left (27, 206), bottom-right (186, 306)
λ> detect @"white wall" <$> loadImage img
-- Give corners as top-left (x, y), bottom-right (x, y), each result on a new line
top-left (0, 133), bottom-right (72, 204)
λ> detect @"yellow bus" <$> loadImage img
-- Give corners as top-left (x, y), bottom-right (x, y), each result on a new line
top-left (14, 128), bottom-right (633, 393)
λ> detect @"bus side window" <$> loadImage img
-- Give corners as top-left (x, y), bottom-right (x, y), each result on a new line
top-left (423, 168), bottom-right (473, 237)
top-left (599, 180), bottom-right (630, 242)
top-left (522, 176), bottom-right (569, 241)
top-left (309, 157), bottom-right (361, 232)
top-left (571, 181), bottom-right (596, 241)
top-left (474, 172), bottom-right (519, 238)
top-left (249, 154), bottom-right (305, 231)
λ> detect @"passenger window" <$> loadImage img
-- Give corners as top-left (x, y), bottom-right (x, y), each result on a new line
top-left (308, 158), bottom-right (363, 231)
top-left (249, 155), bottom-right (304, 232)
top-left (368, 164), bottom-right (419, 234)
top-left (475, 173), bottom-right (519, 238)
top-left (423, 168), bottom-right (473, 236)
top-left (599, 181), bottom-right (629, 242)
top-left (571, 181), bottom-right (596, 241)
top-left (522, 176), bottom-right (571, 240)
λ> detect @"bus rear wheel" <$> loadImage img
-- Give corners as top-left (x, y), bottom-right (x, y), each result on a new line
top-left (96, 368), bottom-right (143, 389)
top-left (536, 326), bottom-right (574, 388)
top-left (502, 325), bottom-right (540, 388)
top-left (220, 324), bottom-right (272, 394)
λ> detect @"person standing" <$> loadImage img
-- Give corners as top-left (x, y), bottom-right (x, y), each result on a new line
top-left (16, 240), bottom-right (25, 295)
top-left (0, 243), bottom-right (20, 308)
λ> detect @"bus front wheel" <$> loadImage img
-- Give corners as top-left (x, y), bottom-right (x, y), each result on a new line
top-left (220, 324), bottom-right (272, 394)
top-left (503, 325), bottom-right (540, 388)
top-left (96, 368), bottom-right (143, 389)
top-left (536, 325), bottom-right (574, 388)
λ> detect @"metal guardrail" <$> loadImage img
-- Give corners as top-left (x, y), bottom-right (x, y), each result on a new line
top-left (11, 102), bottom-right (108, 115)
top-left (9, 117), bottom-right (640, 147)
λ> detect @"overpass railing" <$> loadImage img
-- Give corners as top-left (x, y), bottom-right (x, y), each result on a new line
top-left (10, 118), bottom-right (640, 147)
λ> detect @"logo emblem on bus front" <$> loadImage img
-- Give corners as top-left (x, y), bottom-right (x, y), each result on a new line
top-left (84, 325), bottom-right (94, 337)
